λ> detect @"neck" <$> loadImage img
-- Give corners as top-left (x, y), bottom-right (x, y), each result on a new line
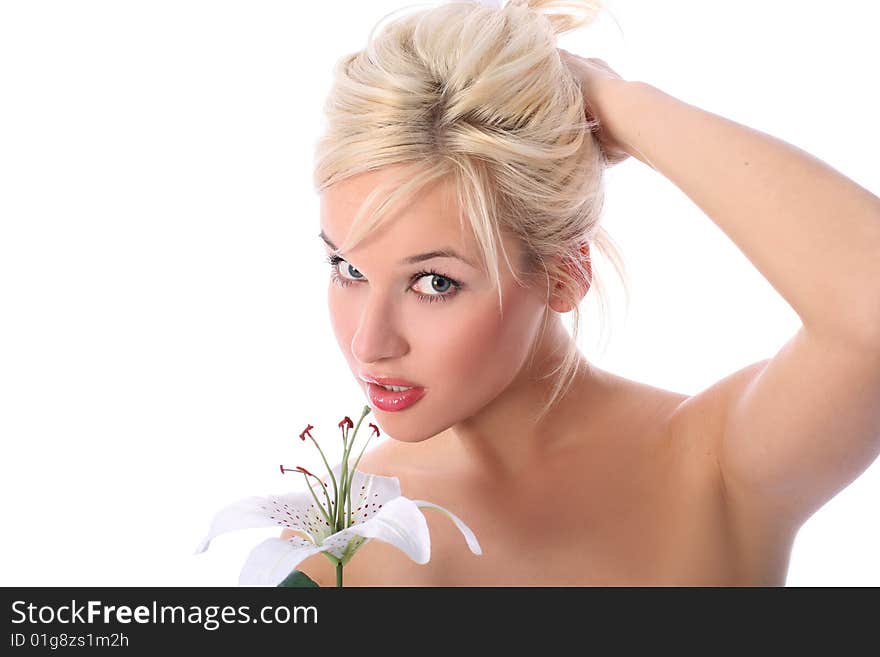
top-left (430, 316), bottom-right (612, 481)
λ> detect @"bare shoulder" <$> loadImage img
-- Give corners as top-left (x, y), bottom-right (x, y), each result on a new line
top-left (349, 439), bottom-right (401, 476)
top-left (663, 360), bottom-right (773, 486)
top-left (278, 442), bottom-right (399, 587)
top-left (594, 368), bottom-right (690, 455)
top-left (662, 361), bottom-right (799, 562)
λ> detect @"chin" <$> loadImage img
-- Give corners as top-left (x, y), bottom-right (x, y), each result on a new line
top-left (385, 433), bottom-right (433, 445)
top-left (366, 406), bottom-right (447, 445)
top-left (369, 420), bottom-right (435, 444)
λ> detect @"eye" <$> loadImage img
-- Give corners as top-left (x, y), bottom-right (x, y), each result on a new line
top-left (331, 257), bottom-right (365, 283)
top-left (412, 273), bottom-right (455, 296)
top-left (324, 254), bottom-right (463, 304)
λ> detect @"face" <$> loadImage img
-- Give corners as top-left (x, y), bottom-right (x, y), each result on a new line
top-left (319, 164), bottom-right (551, 443)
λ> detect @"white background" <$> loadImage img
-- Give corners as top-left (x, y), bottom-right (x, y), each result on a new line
top-left (1, 0), bottom-right (877, 586)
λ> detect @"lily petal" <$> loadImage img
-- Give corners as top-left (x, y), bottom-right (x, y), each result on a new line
top-left (412, 500), bottom-right (483, 556)
top-left (194, 495), bottom-right (283, 555)
top-left (326, 463), bottom-right (402, 508)
top-left (194, 489), bottom-right (332, 554)
top-left (238, 536), bottom-right (326, 586)
top-left (319, 464), bottom-right (405, 531)
top-left (338, 495), bottom-right (432, 565)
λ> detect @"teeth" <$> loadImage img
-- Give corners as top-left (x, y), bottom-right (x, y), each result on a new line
top-left (380, 384), bottom-right (412, 392)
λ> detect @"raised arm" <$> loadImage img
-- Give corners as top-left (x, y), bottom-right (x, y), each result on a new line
top-left (587, 71), bottom-right (880, 532)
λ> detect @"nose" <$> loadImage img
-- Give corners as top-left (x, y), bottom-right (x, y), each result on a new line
top-left (350, 291), bottom-right (408, 365)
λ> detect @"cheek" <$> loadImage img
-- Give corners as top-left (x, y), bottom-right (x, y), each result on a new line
top-left (426, 287), bottom-right (545, 394)
top-left (326, 282), bottom-right (544, 390)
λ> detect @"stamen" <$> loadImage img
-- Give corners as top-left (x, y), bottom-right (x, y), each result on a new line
top-left (296, 465), bottom-right (319, 480)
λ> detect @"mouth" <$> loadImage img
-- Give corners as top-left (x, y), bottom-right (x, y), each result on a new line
top-left (359, 374), bottom-right (424, 391)
top-left (364, 381), bottom-right (427, 412)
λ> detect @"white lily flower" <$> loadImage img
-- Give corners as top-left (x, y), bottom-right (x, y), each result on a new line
top-left (194, 462), bottom-right (482, 586)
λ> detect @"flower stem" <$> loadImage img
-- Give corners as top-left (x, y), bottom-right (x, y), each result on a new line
top-left (343, 406), bottom-right (373, 528)
top-left (336, 412), bottom-right (362, 530)
top-left (300, 472), bottom-right (334, 527)
top-left (307, 435), bottom-right (339, 515)
top-left (336, 563), bottom-right (343, 587)
top-left (345, 426), bottom-right (377, 527)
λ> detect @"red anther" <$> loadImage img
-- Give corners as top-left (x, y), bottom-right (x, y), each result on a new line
top-left (299, 423), bottom-right (314, 441)
top-left (368, 423), bottom-right (380, 438)
top-left (279, 465), bottom-right (296, 475)
top-left (295, 465), bottom-right (317, 478)
top-left (295, 466), bottom-right (328, 488)
top-left (338, 416), bottom-right (353, 430)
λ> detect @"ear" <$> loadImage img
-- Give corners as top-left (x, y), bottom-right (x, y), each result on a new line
top-left (549, 242), bottom-right (592, 313)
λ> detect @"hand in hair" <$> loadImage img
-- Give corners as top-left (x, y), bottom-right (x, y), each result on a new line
top-left (558, 48), bottom-right (632, 168)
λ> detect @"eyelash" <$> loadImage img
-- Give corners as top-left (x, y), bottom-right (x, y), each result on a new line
top-left (324, 254), bottom-right (463, 304)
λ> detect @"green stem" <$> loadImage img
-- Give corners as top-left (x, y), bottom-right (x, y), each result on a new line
top-left (335, 428), bottom-right (351, 531)
top-left (336, 420), bottom-right (358, 530)
top-left (344, 406), bottom-right (375, 527)
top-left (307, 435), bottom-right (339, 515)
top-left (345, 432), bottom-right (376, 526)
top-left (336, 459), bottom-right (347, 531)
top-left (300, 472), bottom-right (334, 527)
top-left (336, 562), bottom-right (343, 587)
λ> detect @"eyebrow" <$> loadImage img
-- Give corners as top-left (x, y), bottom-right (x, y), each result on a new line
top-left (319, 230), bottom-right (477, 268)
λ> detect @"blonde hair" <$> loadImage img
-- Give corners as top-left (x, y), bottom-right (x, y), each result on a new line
top-left (313, 0), bottom-right (631, 426)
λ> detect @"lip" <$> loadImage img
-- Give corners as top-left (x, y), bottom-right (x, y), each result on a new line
top-left (359, 373), bottom-right (423, 388)
top-left (366, 382), bottom-right (427, 412)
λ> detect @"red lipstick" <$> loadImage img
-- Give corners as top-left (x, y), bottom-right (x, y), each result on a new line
top-left (359, 373), bottom-right (427, 412)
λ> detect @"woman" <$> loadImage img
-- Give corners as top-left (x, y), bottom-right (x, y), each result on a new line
top-left (284, 0), bottom-right (880, 585)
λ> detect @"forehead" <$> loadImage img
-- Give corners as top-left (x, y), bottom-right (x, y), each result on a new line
top-left (319, 164), bottom-right (466, 247)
